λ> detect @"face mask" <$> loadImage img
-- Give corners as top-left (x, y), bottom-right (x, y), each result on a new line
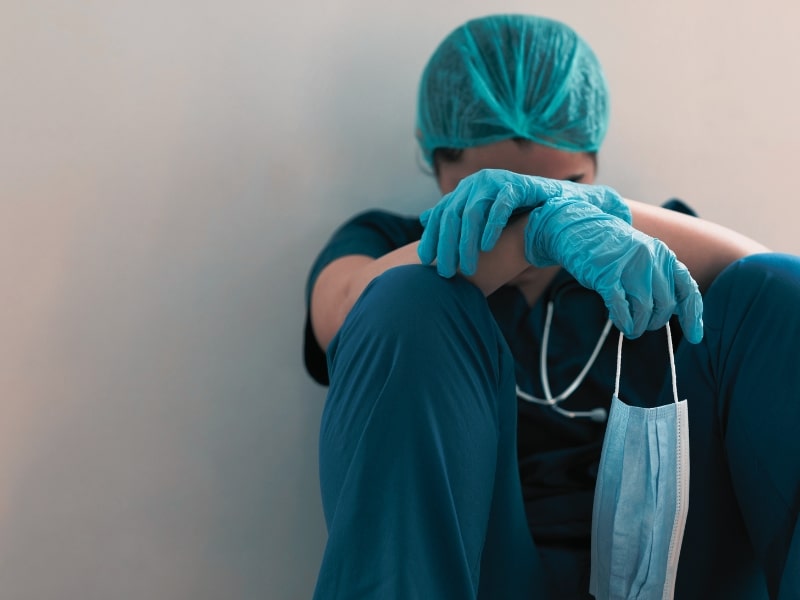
top-left (589, 324), bottom-right (690, 600)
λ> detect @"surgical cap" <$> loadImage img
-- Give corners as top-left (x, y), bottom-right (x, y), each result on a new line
top-left (416, 14), bottom-right (609, 165)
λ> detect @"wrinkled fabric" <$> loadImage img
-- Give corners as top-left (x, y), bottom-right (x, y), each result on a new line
top-left (417, 169), bottom-right (630, 276)
top-left (590, 393), bottom-right (690, 600)
top-left (304, 207), bottom-right (800, 599)
top-left (524, 197), bottom-right (703, 342)
top-left (417, 14), bottom-right (609, 165)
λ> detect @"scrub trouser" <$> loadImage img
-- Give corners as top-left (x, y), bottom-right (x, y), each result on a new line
top-left (673, 253), bottom-right (800, 600)
top-left (312, 254), bottom-right (800, 600)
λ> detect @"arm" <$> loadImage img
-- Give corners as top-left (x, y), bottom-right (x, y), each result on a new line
top-left (311, 199), bottom-right (768, 351)
top-left (417, 170), bottom-right (769, 342)
top-left (312, 190), bottom-right (769, 351)
top-left (310, 215), bottom-right (533, 351)
top-left (626, 199), bottom-right (769, 292)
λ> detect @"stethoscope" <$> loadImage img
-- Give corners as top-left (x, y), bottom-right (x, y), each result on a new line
top-left (515, 301), bottom-right (612, 422)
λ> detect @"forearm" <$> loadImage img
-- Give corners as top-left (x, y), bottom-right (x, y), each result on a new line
top-left (310, 216), bottom-right (531, 351)
top-left (627, 199), bottom-right (770, 292)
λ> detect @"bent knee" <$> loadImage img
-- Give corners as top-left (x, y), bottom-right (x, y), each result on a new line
top-left (327, 264), bottom-right (513, 413)
top-left (328, 265), bottom-right (506, 370)
top-left (349, 264), bottom-right (488, 329)
top-left (704, 253), bottom-right (800, 332)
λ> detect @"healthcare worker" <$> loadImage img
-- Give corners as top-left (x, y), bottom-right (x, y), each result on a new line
top-left (303, 14), bottom-right (800, 599)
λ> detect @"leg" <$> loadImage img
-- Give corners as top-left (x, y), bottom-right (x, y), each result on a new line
top-left (312, 265), bottom-right (549, 599)
top-left (672, 253), bottom-right (800, 599)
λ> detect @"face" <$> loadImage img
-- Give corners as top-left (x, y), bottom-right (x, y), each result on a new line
top-left (435, 139), bottom-right (597, 195)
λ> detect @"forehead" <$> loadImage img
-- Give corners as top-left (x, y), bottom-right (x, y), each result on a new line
top-left (459, 139), bottom-right (595, 179)
top-left (436, 139), bottom-right (597, 194)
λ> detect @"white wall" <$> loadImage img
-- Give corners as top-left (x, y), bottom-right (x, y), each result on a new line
top-left (1, 1), bottom-right (797, 599)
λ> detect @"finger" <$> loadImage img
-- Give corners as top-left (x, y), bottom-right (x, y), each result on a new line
top-left (418, 202), bottom-right (444, 264)
top-left (436, 205), bottom-right (461, 277)
top-left (646, 257), bottom-right (676, 331)
top-left (459, 198), bottom-right (488, 275)
top-left (418, 185), bottom-right (459, 264)
top-left (420, 207), bottom-right (432, 227)
top-left (647, 298), bottom-right (675, 332)
top-left (677, 292), bottom-right (704, 344)
top-left (673, 260), bottom-right (704, 343)
top-left (481, 186), bottom-right (518, 251)
top-left (626, 291), bottom-right (654, 339)
top-left (603, 282), bottom-right (636, 338)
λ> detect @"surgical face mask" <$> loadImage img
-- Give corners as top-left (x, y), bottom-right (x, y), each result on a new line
top-left (590, 324), bottom-right (690, 600)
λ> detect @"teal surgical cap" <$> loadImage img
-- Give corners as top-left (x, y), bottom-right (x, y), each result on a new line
top-left (416, 14), bottom-right (609, 165)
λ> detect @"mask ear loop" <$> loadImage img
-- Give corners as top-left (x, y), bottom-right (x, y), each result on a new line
top-left (665, 323), bottom-right (679, 404)
top-left (613, 331), bottom-right (624, 398)
top-left (613, 323), bottom-right (679, 404)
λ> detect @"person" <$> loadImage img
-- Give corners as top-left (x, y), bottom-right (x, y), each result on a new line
top-left (303, 13), bottom-right (800, 600)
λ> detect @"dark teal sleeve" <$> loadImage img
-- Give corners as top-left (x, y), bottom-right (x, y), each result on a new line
top-left (304, 210), bottom-right (424, 385)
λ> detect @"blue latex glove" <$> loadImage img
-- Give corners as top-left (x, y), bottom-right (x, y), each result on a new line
top-left (418, 169), bottom-right (631, 276)
top-left (525, 197), bottom-right (704, 343)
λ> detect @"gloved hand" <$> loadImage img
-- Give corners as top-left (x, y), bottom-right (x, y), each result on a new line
top-left (525, 197), bottom-right (704, 343)
top-left (418, 168), bottom-right (631, 276)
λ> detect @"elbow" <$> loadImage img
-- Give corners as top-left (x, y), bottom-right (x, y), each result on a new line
top-left (310, 307), bottom-right (342, 354)
top-left (310, 286), bottom-right (358, 353)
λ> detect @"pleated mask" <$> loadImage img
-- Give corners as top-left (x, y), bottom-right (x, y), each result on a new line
top-left (590, 324), bottom-right (690, 600)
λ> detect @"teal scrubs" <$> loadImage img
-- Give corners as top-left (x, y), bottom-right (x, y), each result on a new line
top-left (304, 209), bottom-right (800, 599)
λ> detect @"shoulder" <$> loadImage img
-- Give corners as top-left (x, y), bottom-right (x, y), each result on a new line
top-left (333, 209), bottom-right (424, 242)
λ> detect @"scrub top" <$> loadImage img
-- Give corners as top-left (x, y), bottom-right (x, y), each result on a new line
top-left (303, 205), bottom-right (691, 555)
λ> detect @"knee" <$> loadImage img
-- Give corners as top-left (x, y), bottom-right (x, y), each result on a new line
top-left (704, 253), bottom-right (800, 332)
top-left (714, 253), bottom-right (800, 289)
top-left (329, 265), bottom-right (509, 384)
top-left (343, 264), bottom-right (492, 338)
top-left (325, 265), bottom-right (512, 421)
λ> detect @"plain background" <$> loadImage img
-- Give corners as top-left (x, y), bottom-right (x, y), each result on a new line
top-left (2, 1), bottom-right (798, 598)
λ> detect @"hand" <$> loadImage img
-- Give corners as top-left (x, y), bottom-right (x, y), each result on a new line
top-left (525, 197), bottom-right (704, 343)
top-left (418, 169), bottom-right (631, 276)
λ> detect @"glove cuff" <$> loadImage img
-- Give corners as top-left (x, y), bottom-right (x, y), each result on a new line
top-left (523, 197), bottom-right (618, 267)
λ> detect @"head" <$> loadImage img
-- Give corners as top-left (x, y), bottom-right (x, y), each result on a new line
top-left (416, 14), bottom-right (608, 193)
